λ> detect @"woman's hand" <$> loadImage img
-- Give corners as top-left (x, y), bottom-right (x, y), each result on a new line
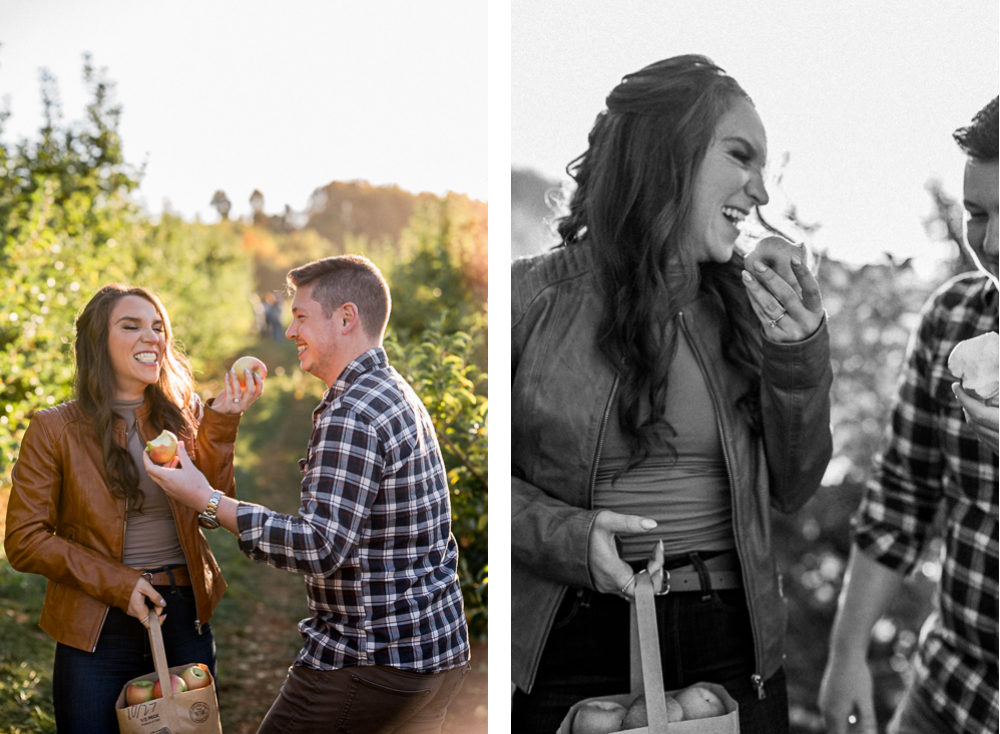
top-left (143, 441), bottom-right (215, 513)
top-left (953, 383), bottom-right (1000, 454)
top-left (209, 368), bottom-right (264, 415)
top-left (128, 577), bottom-right (167, 628)
top-left (744, 236), bottom-right (804, 298)
top-left (588, 510), bottom-right (663, 599)
top-left (741, 254), bottom-right (824, 343)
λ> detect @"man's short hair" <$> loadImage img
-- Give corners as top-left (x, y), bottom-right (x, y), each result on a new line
top-left (954, 97), bottom-right (999, 161)
top-left (286, 255), bottom-right (391, 339)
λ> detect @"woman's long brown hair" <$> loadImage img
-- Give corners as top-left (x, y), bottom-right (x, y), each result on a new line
top-left (74, 284), bottom-right (195, 510)
top-left (557, 55), bottom-right (766, 472)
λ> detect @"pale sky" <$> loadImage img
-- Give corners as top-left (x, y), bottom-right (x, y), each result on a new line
top-left (512, 0), bottom-right (999, 267)
top-left (0, 1), bottom-right (487, 222)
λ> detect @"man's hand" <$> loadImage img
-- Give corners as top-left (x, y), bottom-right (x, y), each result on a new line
top-left (818, 654), bottom-right (878, 734)
top-left (953, 383), bottom-right (1000, 455)
top-left (143, 441), bottom-right (215, 513)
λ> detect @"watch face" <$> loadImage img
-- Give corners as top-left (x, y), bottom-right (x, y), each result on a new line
top-left (198, 514), bottom-right (220, 530)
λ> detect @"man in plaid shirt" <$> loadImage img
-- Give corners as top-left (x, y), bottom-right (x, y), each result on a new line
top-left (146, 255), bottom-right (470, 733)
top-left (819, 98), bottom-right (999, 734)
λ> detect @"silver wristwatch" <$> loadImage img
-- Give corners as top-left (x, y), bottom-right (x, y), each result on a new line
top-left (198, 490), bottom-right (223, 529)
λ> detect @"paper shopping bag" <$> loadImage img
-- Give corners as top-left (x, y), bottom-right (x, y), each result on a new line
top-left (114, 609), bottom-right (222, 733)
top-left (557, 572), bottom-right (740, 733)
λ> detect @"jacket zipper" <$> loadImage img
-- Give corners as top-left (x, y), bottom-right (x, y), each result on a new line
top-left (95, 498), bottom-right (128, 652)
top-left (525, 374), bottom-right (619, 694)
top-left (168, 497), bottom-right (202, 635)
top-left (679, 311), bottom-right (766, 700)
top-left (588, 376), bottom-right (619, 509)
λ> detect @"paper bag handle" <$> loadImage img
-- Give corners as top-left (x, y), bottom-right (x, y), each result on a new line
top-left (145, 601), bottom-right (175, 702)
top-left (630, 572), bottom-right (670, 734)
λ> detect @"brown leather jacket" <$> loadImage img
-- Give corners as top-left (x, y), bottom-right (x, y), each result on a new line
top-left (4, 399), bottom-right (241, 652)
top-left (512, 244), bottom-right (834, 693)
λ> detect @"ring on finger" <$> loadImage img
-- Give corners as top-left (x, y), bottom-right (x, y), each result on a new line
top-left (620, 574), bottom-right (636, 594)
top-left (768, 310), bottom-right (787, 329)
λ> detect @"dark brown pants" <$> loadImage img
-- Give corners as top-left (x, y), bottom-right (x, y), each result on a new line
top-left (257, 662), bottom-right (470, 734)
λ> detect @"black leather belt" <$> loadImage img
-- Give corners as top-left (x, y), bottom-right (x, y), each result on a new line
top-left (629, 550), bottom-right (743, 594)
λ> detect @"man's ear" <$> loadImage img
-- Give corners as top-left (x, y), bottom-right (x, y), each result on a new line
top-left (340, 302), bottom-right (360, 333)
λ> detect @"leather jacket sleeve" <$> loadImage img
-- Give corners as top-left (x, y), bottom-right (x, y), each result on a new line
top-left (759, 316), bottom-right (834, 513)
top-left (512, 475), bottom-right (601, 590)
top-left (5, 412), bottom-right (139, 610)
top-left (511, 254), bottom-right (604, 590)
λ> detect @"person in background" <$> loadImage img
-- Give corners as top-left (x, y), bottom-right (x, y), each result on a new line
top-left (819, 97), bottom-right (999, 734)
top-left (510, 55), bottom-right (833, 734)
top-left (4, 283), bottom-right (261, 733)
top-left (145, 255), bottom-right (470, 734)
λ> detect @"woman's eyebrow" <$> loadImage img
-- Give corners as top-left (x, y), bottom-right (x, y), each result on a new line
top-left (115, 315), bottom-right (163, 325)
top-left (722, 136), bottom-right (763, 158)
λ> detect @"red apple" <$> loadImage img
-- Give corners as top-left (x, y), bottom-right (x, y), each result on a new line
top-left (572, 700), bottom-right (627, 734)
top-left (125, 679), bottom-right (155, 706)
top-left (151, 673), bottom-right (187, 699)
top-left (231, 356), bottom-right (267, 388)
top-left (674, 685), bottom-right (726, 720)
top-left (180, 664), bottom-right (212, 691)
top-left (145, 430), bottom-right (178, 464)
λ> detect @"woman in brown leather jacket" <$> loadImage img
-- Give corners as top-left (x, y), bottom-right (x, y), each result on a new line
top-left (4, 284), bottom-right (262, 732)
top-left (511, 55), bottom-right (834, 733)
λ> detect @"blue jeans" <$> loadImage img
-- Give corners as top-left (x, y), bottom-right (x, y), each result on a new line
top-left (511, 587), bottom-right (789, 734)
top-left (52, 585), bottom-right (216, 734)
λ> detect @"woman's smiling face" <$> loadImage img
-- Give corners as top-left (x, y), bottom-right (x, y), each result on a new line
top-left (688, 98), bottom-right (770, 264)
top-left (107, 295), bottom-right (166, 400)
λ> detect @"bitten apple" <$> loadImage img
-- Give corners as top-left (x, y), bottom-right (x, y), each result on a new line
top-left (145, 430), bottom-right (178, 464)
top-left (948, 332), bottom-right (1000, 406)
top-left (180, 663), bottom-right (212, 691)
top-left (151, 673), bottom-right (187, 699)
top-left (572, 700), bottom-right (627, 734)
top-left (125, 679), bottom-right (155, 706)
top-left (231, 356), bottom-right (267, 388)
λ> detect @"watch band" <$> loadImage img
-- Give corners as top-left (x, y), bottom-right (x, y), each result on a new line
top-left (198, 490), bottom-right (223, 530)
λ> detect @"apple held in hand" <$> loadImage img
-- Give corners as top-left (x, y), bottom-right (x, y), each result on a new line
top-left (145, 430), bottom-right (178, 464)
top-left (231, 356), bottom-right (267, 388)
top-left (125, 679), bottom-right (155, 706)
top-left (948, 331), bottom-right (1000, 406)
top-left (572, 700), bottom-right (627, 734)
top-left (151, 673), bottom-right (187, 699)
top-left (180, 663), bottom-right (212, 691)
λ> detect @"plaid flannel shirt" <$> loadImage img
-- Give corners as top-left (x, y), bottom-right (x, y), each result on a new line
top-left (236, 348), bottom-right (470, 673)
top-left (854, 273), bottom-right (999, 733)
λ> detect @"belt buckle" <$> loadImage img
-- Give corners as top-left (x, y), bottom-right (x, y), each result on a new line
top-left (656, 569), bottom-right (671, 596)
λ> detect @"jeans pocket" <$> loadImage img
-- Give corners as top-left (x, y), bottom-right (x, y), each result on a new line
top-left (336, 674), bottom-right (432, 733)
